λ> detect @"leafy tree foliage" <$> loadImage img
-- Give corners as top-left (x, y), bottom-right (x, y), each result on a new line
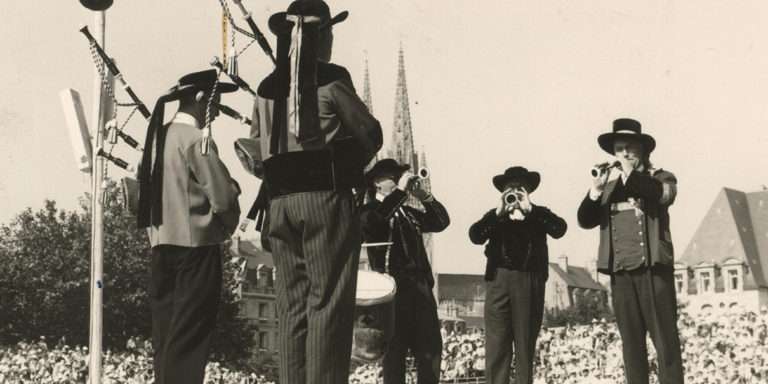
top-left (0, 181), bottom-right (255, 363)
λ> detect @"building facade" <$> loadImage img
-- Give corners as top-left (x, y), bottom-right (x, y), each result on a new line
top-left (436, 257), bottom-right (606, 327)
top-left (230, 236), bottom-right (279, 355)
top-left (545, 255), bottom-right (608, 312)
top-left (675, 188), bottom-right (768, 315)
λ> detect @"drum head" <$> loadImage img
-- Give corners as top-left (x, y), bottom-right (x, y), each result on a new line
top-left (356, 270), bottom-right (396, 306)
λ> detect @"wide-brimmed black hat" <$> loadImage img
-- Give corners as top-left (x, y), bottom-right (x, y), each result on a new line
top-left (492, 166), bottom-right (540, 193)
top-left (269, 0), bottom-right (349, 36)
top-left (597, 118), bottom-right (656, 155)
top-left (365, 159), bottom-right (410, 184)
top-left (173, 69), bottom-right (237, 96)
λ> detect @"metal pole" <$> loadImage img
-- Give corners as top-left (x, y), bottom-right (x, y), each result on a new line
top-left (88, 10), bottom-right (107, 384)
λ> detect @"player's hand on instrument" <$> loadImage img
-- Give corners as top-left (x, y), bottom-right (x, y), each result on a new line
top-left (496, 189), bottom-right (512, 217)
top-left (410, 184), bottom-right (430, 201)
top-left (591, 165), bottom-right (610, 195)
top-left (516, 188), bottom-right (532, 214)
top-left (397, 171), bottom-right (418, 192)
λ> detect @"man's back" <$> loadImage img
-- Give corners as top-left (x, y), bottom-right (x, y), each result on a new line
top-left (147, 119), bottom-right (240, 247)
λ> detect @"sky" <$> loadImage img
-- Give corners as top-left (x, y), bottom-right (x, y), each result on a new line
top-left (1, 1), bottom-right (767, 276)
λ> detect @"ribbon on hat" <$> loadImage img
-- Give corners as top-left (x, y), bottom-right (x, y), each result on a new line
top-left (269, 13), bottom-right (322, 155)
top-left (137, 86), bottom-right (185, 228)
top-left (287, 14), bottom-right (320, 139)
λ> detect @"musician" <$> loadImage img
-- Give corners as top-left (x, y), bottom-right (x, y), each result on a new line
top-left (469, 166), bottom-right (566, 384)
top-left (577, 118), bottom-right (684, 384)
top-left (249, 1), bottom-right (382, 383)
top-left (360, 158), bottom-right (450, 384)
top-left (137, 69), bottom-right (240, 384)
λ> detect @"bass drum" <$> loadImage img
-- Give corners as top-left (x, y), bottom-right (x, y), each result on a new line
top-left (351, 270), bottom-right (396, 363)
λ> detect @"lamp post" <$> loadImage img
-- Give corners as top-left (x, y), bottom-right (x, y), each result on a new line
top-left (79, 2), bottom-right (114, 383)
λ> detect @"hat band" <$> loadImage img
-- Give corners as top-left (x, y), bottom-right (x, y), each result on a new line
top-left (615, 130), bottom-right (640, 134)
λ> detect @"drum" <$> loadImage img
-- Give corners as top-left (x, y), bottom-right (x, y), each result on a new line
top-left (352, 270), bottom-right (396, 363)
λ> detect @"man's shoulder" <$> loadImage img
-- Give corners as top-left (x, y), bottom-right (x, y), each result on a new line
top-left (317, 62), bottom-right (353, 88)
top-left (256, 62), bottom-right (354, 99)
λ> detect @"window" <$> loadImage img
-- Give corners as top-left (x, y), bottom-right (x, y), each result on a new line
top-left (259, 303), bottom-right (268, 318)
top-left (724, 267), bottom-right (741, 292)
top-left (259, 332), bottom-right (268, 349)
top-left (674, 272), bottom-right (685, 294)
top-left (700, 271), bottom-right (712, 293)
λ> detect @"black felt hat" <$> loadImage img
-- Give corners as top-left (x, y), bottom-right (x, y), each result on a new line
top-left (268, 0), bottom-right (349, 35)
top-left (597, 118), bottom-right (656, 155)
top-left (173, 69), bottom-right (237, 96)
top-left (365, 159), bottom-right (410, 184)
top-left (492, 166), bottom-right (541, 193)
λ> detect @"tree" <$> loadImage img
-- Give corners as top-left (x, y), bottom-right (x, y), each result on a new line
top-left (0, 181), bottom-right (255, 364)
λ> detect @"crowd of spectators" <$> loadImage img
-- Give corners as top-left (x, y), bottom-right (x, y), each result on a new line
top-left (350, 306), bottom-right (768, 383)
top-left (2, 306), bottom-right (767, 383)
top-left (0, 338), bottom-right (273, 384)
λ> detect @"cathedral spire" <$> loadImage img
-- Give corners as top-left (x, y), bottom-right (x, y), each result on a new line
top-left (362, 52), bottom-right (374, 113)
top-left (390, 43), bottom-right (416, 167)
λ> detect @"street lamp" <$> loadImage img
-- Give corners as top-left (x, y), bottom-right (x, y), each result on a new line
top-left (79, 0), bottom-right (113, 11)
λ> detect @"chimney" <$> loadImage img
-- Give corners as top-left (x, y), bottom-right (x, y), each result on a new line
top-left (558, 255), bottom-right (569, 272)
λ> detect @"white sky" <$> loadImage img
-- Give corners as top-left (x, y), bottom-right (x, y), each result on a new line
top-left (1, 1), bottom-right (767, 275)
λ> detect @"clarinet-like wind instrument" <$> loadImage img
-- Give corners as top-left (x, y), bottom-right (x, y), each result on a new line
top-left (230, 0), bottom-right (277, 65)
top-left (211, 56), bottom-right (257, 97)
top-left (80, 25), bottom-right (151, 119)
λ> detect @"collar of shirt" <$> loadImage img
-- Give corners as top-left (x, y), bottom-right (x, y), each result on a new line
top-left (620, 163), bottom-right (646, 183)
top-left (171, 112), bottom-right (200, 128)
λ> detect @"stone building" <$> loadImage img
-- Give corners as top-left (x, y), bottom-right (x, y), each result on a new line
top-left (675, 187), bottom-right (768, 315)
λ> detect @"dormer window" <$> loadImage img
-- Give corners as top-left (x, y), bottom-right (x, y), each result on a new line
top-left (674, 264), bottom-right (688, 296)
top-left (722, 260), bottom-right (743, 292)
top-left (699, 270), bottom-right (713, 293)
top-left (674, 272), bottom-right (684, 294)
top-left (694, 263), bottom-right (716, 295)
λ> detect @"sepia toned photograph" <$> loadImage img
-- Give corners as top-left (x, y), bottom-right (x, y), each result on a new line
top-left (1, 1), bottom-right (767, 383)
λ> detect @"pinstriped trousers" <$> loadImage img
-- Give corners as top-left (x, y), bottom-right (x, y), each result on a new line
top-left (268, 190), bottom-right (361, 384)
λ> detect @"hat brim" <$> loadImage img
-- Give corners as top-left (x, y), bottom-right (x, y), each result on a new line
top-left (365, 163), bottom-right (410, 184)
top-left (269, 10), bottom-right (348, 35)
top-left (598, 133), bottom-right (656, 155)
top-left (492, 172), bottom-right (540, 193)
top-left (174, 82), bottom-right (238, 96)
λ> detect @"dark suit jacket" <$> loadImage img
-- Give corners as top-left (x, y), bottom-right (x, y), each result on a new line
top-left (360, 190), bottom-right (450, 288)
top-left (577, 168), bottom-right (678, 274)
top-left (469, 205), bottom-right (567, 281)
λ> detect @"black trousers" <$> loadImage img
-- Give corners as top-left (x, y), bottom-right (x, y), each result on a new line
top-left (382, 276), bottom-right (442, 384)
top-left (149, 244), bottom-right (222, 384)
top-left (268, 190), bottom-right (360, 384)
top-left (484, 269), bottom-right (546, 384)
top-left (611, 265), bottom-right (684, 384)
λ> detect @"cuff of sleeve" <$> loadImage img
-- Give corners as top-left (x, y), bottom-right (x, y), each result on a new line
top-left (589, 188), bottom-right (602, 201)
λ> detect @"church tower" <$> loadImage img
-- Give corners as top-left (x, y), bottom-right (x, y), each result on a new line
top-left (388, 44), bottom-right (431, 207)
top-left (387, 44), bottom-right (437, 297)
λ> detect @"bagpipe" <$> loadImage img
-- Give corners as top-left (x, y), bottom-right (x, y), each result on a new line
top-left (78, 1), bottom-right (271, 213)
